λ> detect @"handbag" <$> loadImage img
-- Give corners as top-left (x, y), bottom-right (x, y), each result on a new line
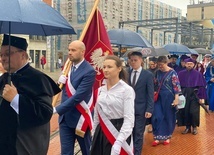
top-left (154, 91), bottom-right (159, 102)
top-left (177, 94), bottom-right (186, 109)
top-left (154, 70), bottom-right (172, 102)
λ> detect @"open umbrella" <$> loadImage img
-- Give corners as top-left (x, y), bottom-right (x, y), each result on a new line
top-left (190, 49), bottom-right (199, 55)
top-left (0, 0), bottom-right (76, 85)
top-left (123, 47), bottom-right (169, 57)
top-left (108, 29), bottom-right (153, 48)
top-left (163, 43), bottom-right (192, 55)
top-left (210, 48), bottom-right (214, 54)
top-left (108, 29), bottom-right (153, 57)
top-left (0, 0), bottom-right (76, 105)
top-left (0, 0), bottom-right (76, 72)
top-left (194, 48), bottom-right (212, 55)
top-left (0, 0), bottom-right (76, 36)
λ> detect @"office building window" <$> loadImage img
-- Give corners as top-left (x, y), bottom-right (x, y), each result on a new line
top-left (201, 7), bottom-right (204, 19)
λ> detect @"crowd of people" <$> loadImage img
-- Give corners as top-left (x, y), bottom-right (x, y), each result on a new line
top-left (0, 34), bottom-right (213, 155)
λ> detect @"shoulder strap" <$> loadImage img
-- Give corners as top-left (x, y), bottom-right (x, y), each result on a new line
top-left (157, 70), bottom-right (172, 92)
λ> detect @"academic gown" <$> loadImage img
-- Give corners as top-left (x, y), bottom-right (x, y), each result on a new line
top-left (204, 66), bottom-right (214, 111)
top-left (177, 69), bottom-right (207, 127)
top-left (0, 64), bottom-right (61, 155)
top-left (168, 63), bottom-right (179, 72)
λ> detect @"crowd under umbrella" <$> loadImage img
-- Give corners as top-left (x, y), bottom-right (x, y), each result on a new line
top-left (107, 29), bottom-right (153, 57)
top-left (0, 0), bottom-right (76, 82)
top-left (163, 43), bottom-right (192, 55)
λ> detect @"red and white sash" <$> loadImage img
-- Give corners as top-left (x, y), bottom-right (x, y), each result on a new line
top-left (65, 69), bottom-right (93, 138)
top-left (97, 105), bottom-right (134, 155)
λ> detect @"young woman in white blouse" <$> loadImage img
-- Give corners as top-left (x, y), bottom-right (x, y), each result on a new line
top-left (90, 55), bottom-right (135, 155)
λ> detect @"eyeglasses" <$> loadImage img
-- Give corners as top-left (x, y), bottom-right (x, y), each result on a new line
top-left (0, 50), bottom-right (22, 57)
top-left (157, 63), bottom-right (165, 67)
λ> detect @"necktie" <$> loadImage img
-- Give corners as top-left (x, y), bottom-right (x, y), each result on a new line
top-left (132, 71), bottom-right (137, 87)
top-left (71, 66), bottom-right (76, 75)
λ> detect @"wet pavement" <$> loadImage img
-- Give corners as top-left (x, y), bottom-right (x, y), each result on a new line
top-left (42, 68), bottom-right (81, 155)
top-left (143, 109), bottom-right (214, 155)
top-left (45, 68), bottom-right (214, 155)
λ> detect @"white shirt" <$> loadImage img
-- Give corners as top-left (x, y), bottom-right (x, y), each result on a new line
top-left (131, 66), bottom-right (142, 85)
top-left (58, 58), bottom-right (62, 64)
top-left (93, 80), bottom-right (135, 142)
top-left (73, 58), bottom-right (84, 71)
top-left (10, 62), bottom-right (29, 114)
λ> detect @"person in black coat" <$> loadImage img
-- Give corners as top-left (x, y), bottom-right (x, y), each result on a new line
top-left (0, 34), bottom-right (61, 155)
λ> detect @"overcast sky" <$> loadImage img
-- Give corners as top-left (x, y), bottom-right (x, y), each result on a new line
top-left (158, 0), bottom-right (190, 16)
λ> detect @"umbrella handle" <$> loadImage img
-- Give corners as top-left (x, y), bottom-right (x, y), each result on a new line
top-left (7, 74), bottom-right (11, 85)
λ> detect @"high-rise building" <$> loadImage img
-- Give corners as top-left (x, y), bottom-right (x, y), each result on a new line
top-left (187, 1), bottom-right (214, 21)
top-left (186, 1), bottom-right (214, 48)
top-left (54, 0), bottom-right (182, 57)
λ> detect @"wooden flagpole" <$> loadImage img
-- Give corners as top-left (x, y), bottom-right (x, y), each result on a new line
top-left (52, 0), bottom-right (100, 106)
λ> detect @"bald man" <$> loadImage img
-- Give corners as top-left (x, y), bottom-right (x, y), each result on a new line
top-left (55, 40), bottom-right (96, 155)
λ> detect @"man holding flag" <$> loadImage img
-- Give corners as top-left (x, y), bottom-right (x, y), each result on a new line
top-left (55, 40), bottom-right (96, 155)
top-left (53, 0), bottom-right (113, 153)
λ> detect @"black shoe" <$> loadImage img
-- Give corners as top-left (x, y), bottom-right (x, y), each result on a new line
top-left (192, 127), bottom-right (198, 135)
top-left (182, 128), bottom-right (191, 134)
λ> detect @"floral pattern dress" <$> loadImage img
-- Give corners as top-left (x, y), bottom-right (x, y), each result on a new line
top-left (152, 70), bottom-right (181, 140)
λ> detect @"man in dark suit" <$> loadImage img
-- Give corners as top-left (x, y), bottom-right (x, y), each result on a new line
top-left (55, 40), bottom-right (96, 155)
top-left (129, 52), bottom-right (154, 155)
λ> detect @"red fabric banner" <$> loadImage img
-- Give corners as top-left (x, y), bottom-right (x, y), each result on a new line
top-left (83, 9), bottom-right (113, 90)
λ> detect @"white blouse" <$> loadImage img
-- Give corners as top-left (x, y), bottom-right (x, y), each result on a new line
top-left (93, 80), bottom-right (135, 143)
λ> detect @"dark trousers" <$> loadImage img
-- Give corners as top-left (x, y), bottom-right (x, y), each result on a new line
top-left (59, 122), bottom-right (91, 155)
top-left (133, 115), bottom-right (147, 155)
top-left (41, 64), bottom-right (44, 69)
top-left (0, 134), bottom-right (17, 155)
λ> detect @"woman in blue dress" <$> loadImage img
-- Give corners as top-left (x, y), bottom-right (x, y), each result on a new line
top-left (204, 59), bottom-right (214, 111)
top-left (152, 56), bottom-right (181, 146)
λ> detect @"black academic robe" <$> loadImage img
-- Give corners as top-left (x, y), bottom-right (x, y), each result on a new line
top-left (177, 69), bottom-right (207, 127)
top-left (0, 64), bottom-right (61, 155)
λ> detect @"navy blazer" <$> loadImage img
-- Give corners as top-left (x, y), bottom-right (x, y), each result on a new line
top-left (56, 60), bottom-right (96, 128)
top-left (129, 69), bottom-right (154, 115)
